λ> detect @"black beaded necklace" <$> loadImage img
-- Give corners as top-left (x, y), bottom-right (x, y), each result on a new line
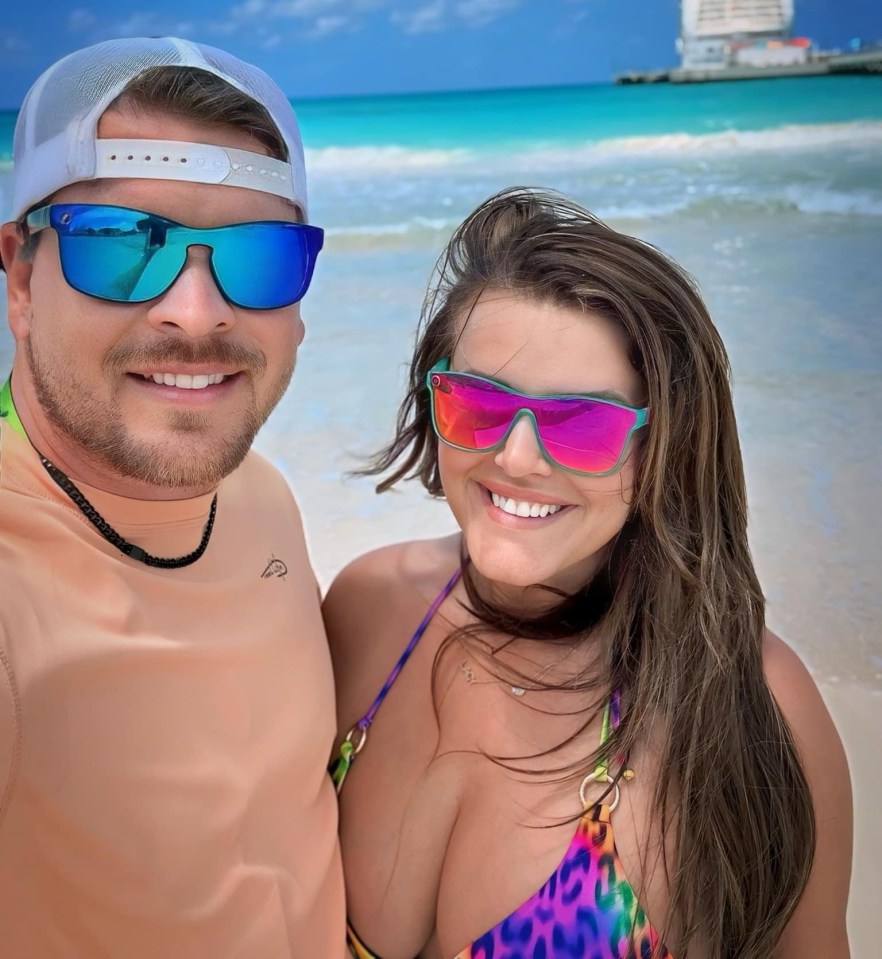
top-left (39, 455), bottom-right (217, 569)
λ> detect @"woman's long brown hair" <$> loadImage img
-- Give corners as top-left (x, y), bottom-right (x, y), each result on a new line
top-left (364, 188), bottom-right (815, 958)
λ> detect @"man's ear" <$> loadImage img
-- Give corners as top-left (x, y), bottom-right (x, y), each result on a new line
top-left (0, 222), bottom-right (35, 341)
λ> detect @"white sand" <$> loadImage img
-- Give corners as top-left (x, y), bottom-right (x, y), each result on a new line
top-left (821, 684), bottom-right (882, 951)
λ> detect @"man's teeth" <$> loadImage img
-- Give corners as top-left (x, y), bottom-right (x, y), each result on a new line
top-left (490, 491), bottom-right (563, 518)
top-left (146, 373), bottom-right (227, 389)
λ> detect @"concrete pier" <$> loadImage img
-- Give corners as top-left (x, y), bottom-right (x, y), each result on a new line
top-left (615, 47), bottom-right (882, 84)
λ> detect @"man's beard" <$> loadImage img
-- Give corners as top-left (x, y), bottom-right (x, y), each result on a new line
top-left (26, 334), bottom-right (293, 489)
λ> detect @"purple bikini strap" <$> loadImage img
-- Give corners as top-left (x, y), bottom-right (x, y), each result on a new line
top-left (355, 565), bottom-right (463, 732)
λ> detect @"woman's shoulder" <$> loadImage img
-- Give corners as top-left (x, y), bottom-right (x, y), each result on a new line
top-left (762, 630), bottom-right (842, 737)
top-left (761, 628), bottom-right (849, 795)
top-left (761, 629), bottom-right (853, 957)
top-left (322, 535), bottom-right (462, 726)
top-left (323, 534), bottom-right (461, 616)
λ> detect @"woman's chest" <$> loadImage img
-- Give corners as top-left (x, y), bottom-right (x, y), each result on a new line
top-left (340, 673), bottom-right (675, 958)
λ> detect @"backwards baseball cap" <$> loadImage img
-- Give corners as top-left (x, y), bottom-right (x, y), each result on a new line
top-left (9, 36), bottom-right (308, 223)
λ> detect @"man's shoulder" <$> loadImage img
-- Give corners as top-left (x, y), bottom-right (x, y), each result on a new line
top-left (222, 449), bottom-right (299, 510)
top-left (227, 447), bottom-right (289, 485)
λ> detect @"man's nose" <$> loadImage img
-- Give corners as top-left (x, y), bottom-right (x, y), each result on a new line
top-left (145, 246), bottom-right (236, 338)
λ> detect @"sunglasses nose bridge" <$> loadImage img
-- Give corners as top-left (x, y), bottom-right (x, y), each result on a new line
top-left (144, 230), bottom-right (237, 330)
top-left (509, 407), bottom-right (542, 443)
top-left (174, 227), bottom-right (251, 307)
top-left (494, 408), bottom-right (553, 476)
top-left (165, 231), bottom-right (223, 292)
top-left (176, 226), bottom-right (216, 260)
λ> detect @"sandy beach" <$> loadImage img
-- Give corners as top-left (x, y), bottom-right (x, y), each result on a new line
top-left (822, 685), bottom-right (882, 952)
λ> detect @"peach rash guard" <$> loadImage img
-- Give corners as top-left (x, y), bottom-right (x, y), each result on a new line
top-left (0, 409), bottom-right (345, 958)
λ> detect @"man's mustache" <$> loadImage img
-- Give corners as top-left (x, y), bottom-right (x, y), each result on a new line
top-left (103, 338), bottom-right (268, 375)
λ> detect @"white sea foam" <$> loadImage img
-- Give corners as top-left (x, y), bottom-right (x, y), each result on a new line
top-left (306, 144), bottom-right (470, 173)
top-left (782, 185), bottom-right (882, 217)
top-left (323, 186), bottom-right (882, 247)
top-left (306, 121), bottom-right (882, 178)
top-left (322, 216), bottom-right (460, 249)
top-left (571, 121), bottom-right (882, 157)
top-left (325, 215), bottom-right (456, 237)
top-left (594, 199), bottom-right (695, 221)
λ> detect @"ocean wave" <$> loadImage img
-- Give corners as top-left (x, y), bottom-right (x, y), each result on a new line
top-left (322, 205), bottom-right (696, 245)
top-left (306, 121), bottom-right (882, 177)
top-left (321, 188), bottom-right (882, 246)
top-left (306, 144), bottom-right (470, 173)
top-left (322, 216), bottom-right (461, 249)
top-left (325, 215), bottom-right (458, 240)
top-left (782, 185), bottom-right (882, 217)
top-left (565, 121), bottom-right (882, 158)
top-left (691, 188), bottom-right (882, 217)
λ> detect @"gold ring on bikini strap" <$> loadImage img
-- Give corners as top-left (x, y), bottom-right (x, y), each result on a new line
top-left (579, 769), bottom-right (621, 812)
top-left (344, 724), bottom-right (368, 755)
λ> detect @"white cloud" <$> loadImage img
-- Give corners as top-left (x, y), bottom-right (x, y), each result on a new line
top-left (0, 32), bottom-right (29, 53)
top-left (389, 0), bottom-right (520, 35)
top-left (211, 0), bottom-right (266, 33)
top-left (66, 8), bottom-right (199, 42)
top-left (106, 12), bottom-right (165, 37)
top-left (210, 0), bottom-right (358, 39)
top-left (65, 0), bottom-right (519, 51)
top-left (67, 8), bottom-right (98, 32)
top-left (391, 0), bottom-right (447, 35)
top-left (455, 0), bottom-right (520, 28)
top-left (307, 15), bottom-right (352, 38)
top-left (267, 0), bottom-right (335, 16)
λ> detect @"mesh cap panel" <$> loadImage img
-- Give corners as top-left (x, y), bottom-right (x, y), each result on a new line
top-left (11, 37), bottom-right (307, 220)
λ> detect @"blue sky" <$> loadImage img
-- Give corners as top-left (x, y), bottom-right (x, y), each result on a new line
top-left (2, 0), bottom-right (880, 107)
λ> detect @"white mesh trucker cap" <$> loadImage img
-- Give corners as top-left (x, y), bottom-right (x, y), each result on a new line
top-left (11, 36), bottom-right (308, 222)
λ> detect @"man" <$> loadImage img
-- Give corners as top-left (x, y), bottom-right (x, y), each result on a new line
top-left (0, 37), bottom-right (344, 957)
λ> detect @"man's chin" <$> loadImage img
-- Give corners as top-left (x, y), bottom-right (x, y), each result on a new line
top-left (96, 431), bottom-right (256, 490)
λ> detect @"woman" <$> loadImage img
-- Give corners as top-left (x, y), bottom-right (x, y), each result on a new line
top-left (325, 188), bottom-right (851, 958)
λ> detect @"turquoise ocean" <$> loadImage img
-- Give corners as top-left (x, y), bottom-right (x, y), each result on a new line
top-left (1, 75), bottom-right (880, 685)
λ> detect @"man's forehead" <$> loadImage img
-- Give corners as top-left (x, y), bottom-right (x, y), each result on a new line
top-left (95, 104), bottom-right (274, 157)
top-left (50, 178), bottom-right (301, 227)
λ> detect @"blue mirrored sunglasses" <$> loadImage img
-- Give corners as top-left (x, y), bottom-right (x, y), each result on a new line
top-left (25, 203), bottom-right (324, 310)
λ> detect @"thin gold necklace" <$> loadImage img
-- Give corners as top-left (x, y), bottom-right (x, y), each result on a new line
top-left (459, 641), bottom-right (581, 697)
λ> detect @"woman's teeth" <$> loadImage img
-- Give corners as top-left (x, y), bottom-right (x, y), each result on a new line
top-left (490, 491), bottom-right (563, 518)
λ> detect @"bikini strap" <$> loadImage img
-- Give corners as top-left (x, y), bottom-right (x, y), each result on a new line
top-left (594, 687), bottom-right (620, 781)
top-left (331, 565), bottom-right (462, 793)
top-left (578, 689), bottom-right (627, 812)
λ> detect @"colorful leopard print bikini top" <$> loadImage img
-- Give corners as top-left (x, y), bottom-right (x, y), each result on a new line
top-left (330, 566), bottom-right (674, 959)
